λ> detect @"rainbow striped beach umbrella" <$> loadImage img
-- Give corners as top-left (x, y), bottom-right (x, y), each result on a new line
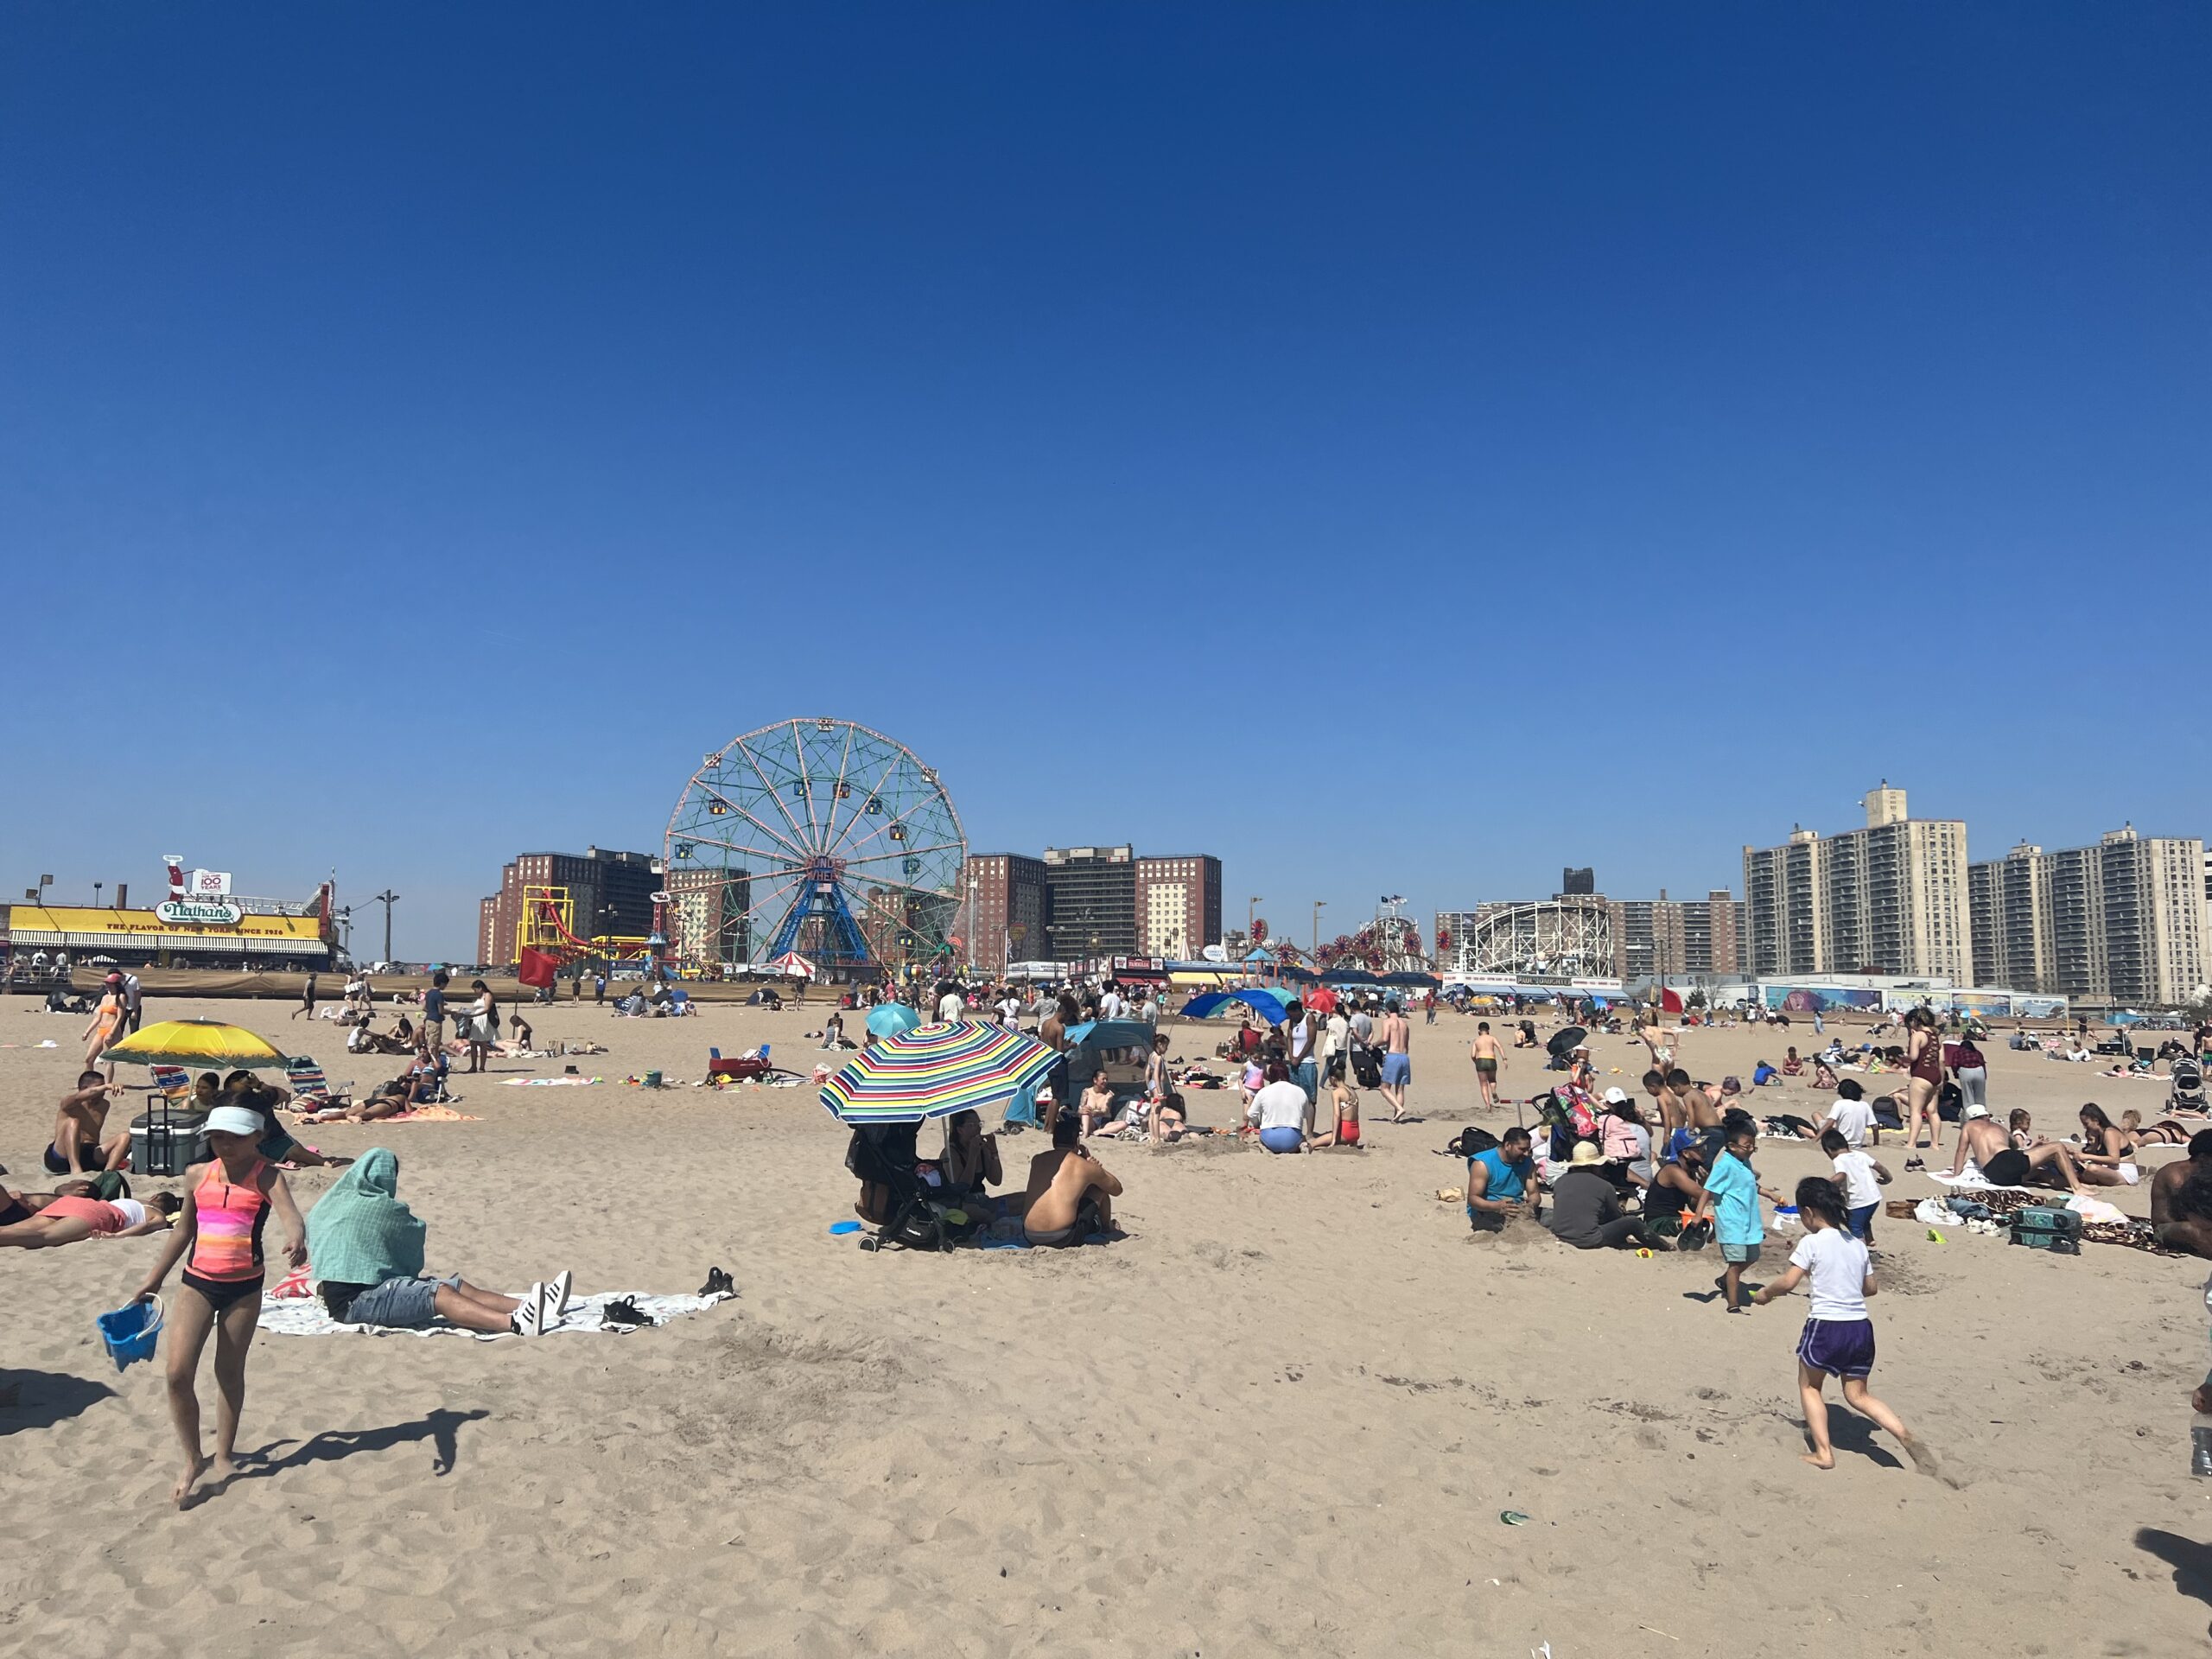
top-left (820, 1020), bottom-right (1061, 1125)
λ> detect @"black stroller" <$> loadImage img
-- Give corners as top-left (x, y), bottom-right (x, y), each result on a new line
top-left (2171, 1056), bottom-right (2207, 1116)
top-left (843, 1123), bottom-right (978, 1252)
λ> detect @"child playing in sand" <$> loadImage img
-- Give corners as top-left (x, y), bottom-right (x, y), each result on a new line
top-left (1754, 1175), bottom-right (1936, 1474)
top-left (1706, 1124), bottom-right (1780, 1313)
top-left (1820, 1129), bottom-right (1890, 1243)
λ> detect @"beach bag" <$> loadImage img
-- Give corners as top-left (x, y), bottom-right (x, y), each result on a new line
top-left (1351, 1046), bottom-right (1382, 1090)
top-left (1443, 1126), bottom-right (1498, 1159)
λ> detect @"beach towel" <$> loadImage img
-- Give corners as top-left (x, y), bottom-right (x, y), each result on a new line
top-left (1927, 1170), bottom-right (2039, 1194)
top-left (305, 1148), bottom-right (427, 1286)
top-left (501, 1076), bottom-right (603, 1087)
top-left (258, 1288), bottom-right (734, 1339)
top-left (309, 1104), bottom-right (480, 1124)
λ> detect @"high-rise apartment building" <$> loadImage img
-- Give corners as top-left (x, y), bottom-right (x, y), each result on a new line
top-left (665, 866), bottom-right (752, 968)
top-left (1743, 829), bottom-right (1827, 977)
top-left (1742, 785), bottom-right (1971, 981)
top-left (1973, 827), bottom-right (2207, 1005)
top-left (1135, 855), bottom-right (1224, 960)
top-left (963, 845), bottom-right (1226, 969)
top-left (1042, 845), bottom-right (1139, 963)
top-left (1611, 889), bottom-right (1742, 980)
top-left (959, 854), bottom-right (1049, 974)
top-left (1968, 844), bottom-right (2056, 992)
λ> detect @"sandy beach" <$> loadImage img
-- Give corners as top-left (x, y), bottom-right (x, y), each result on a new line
top-left (5, 992), bottom-right (2209, 1657)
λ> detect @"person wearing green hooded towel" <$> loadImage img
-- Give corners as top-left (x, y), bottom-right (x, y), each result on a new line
top-left (306, 1147), bottom-right (568, 1337)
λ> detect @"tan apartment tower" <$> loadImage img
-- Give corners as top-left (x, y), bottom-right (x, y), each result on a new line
top-left (1743, 785), bottom-right (1971, 981)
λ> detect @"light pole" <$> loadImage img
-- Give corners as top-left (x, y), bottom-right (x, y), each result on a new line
top-left (1313, 899), bottom-right (1326, 963)
top-left (372, 890), bottom-right (400, 964)
top-left (93, 881), bottom-right (104, 907)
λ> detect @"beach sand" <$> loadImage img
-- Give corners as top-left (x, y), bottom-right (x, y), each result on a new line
top-left (4, 993), bottom-right (2209, 1656)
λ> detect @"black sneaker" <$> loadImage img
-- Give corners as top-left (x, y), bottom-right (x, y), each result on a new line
top-left (697, 1267), bottom-right (734, 1298)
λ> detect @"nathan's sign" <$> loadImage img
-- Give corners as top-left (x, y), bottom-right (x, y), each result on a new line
top-left (156, 899), bottom-right (245, 927)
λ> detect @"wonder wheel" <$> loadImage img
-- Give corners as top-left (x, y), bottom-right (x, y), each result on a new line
top-left (663, 719), bottom-right (966, 979)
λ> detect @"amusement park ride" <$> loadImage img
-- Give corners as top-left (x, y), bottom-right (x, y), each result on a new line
top-left (512, 885), bottom-right (667, 968)
top-left (511, 720), bottom-right (966, 983)
top-left (512, 716), bottom-right (973, 982)
top-left (1314, 895), bottom-right (1433, 976)
top-left (661, 718), bottom-right (966, 982)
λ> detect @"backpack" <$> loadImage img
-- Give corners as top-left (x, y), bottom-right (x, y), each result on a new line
top-left (1351, 1046), bottom-right (1383, 1089)
top-left (1442, 1126), bottom-right (1498, 1159)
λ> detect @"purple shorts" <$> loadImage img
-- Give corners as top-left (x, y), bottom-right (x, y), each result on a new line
top-left (1796, 1317), bottom-right (1876, 1380)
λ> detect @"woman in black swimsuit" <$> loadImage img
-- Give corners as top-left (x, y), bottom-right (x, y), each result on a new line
top-left (2122, 1109), bottom-right (2190, 1146)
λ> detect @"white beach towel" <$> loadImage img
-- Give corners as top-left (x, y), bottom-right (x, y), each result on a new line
top-left (259, 1289), bottom-right (734, 1340)
top-left (1926, 1171), bottom-right (2038, 1194)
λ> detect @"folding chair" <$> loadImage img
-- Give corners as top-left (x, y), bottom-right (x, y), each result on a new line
top-left (283, 1057), bottom-right (352, 1116)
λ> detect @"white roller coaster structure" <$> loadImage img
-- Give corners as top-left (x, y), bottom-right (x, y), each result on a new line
top-left (1436, 897), bottom-right (1615, 981)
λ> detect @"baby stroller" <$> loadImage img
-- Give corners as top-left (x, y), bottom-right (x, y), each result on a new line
top-left (2171, 1056), bottom-right (2207, 1116)
top-left (844, 1123), bottom-right (978, 1252)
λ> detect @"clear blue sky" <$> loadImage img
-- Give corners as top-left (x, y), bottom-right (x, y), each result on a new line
top-left (3, 5), bottom-right (2206, 962)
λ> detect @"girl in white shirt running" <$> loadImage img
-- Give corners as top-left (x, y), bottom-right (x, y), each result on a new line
top-left (1755, 1176), bottom-right (1939, 1475)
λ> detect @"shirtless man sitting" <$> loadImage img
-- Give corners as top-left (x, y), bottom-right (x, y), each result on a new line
top-left (1949, 1105), bottom-right (2085, 1193)
top-left (48, 1071), bottom-right (131, 1175)
top-left (1021, 1114), bottom-right (1123, 1246)
top-left (2151, 1130), bottom-right (2212, 1255)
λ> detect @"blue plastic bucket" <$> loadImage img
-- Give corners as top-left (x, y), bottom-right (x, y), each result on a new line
top-left (96, 1296), bottom-right (163, 1371)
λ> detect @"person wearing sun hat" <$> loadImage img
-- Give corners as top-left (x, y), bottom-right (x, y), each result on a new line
top-left (129, 1103), bottom-right (308, 1508)
top-left (1599, 1087), bottom-right (1655, 1193)
top-left (1547, 1141), bottom-right (1670, 1251)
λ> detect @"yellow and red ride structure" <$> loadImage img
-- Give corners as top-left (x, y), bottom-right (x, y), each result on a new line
top-left (513, 885), bottom-right (667, 969)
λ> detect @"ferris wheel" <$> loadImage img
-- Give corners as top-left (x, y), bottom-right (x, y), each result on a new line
top-left (662, 718), bottom-right (967, 977)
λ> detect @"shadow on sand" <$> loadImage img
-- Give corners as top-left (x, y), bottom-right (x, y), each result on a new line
top-left (2136, 1529), bottom-right (2212, 1635)
top-left (0, 1370), bottom-right (118, 1434)
top-left (231, 1406), bottom-right (490, 1486)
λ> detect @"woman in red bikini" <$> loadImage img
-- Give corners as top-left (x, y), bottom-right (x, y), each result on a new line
top-left (1306, 1071), bottom-right (1363, 1150)
top-left (130, 1105), bottom-right (308, 1508)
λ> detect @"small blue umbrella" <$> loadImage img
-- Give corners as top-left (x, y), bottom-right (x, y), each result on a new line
top-left (1181, 988), bottom-right (1293, 1024)
top-left (865, 1002), bottom-right (922, 1039)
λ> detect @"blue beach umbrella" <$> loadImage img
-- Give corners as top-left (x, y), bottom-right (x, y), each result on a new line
top-left (865, 1002), bottom-right (922, 1039)
top-left (1181, 988), bottom-right (1294, 1025)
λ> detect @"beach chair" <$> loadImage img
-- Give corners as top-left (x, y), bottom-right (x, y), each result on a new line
top-left (283, 1058), bottom-right (351, 1115)
top-left (149, 1065), bottom-right (194, 1106)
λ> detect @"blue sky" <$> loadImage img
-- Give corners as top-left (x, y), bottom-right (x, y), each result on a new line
top-left (3, 4), bottom-right (2206, 961)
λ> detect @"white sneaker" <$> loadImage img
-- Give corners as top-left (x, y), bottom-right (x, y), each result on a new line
top-left (544, 1271), bottom-right (572, 1325)
top-left (513, 1283), bottom-right (546, 1337)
